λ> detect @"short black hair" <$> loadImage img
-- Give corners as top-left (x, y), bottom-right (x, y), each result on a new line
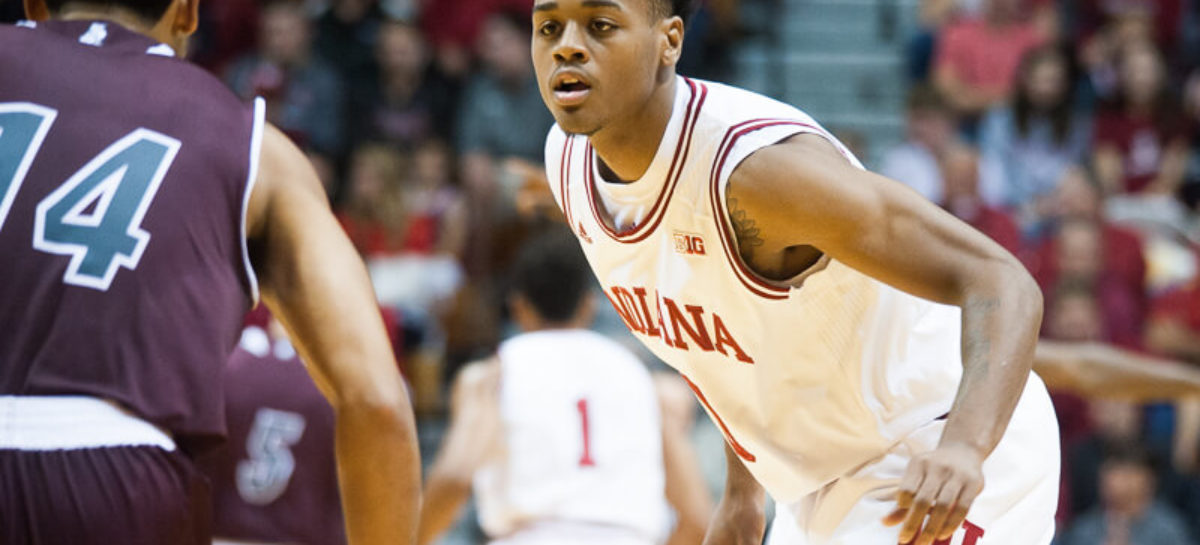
top-left (509, 226), bottom-right (592, 323)
top-left (649, 0), bottom-right (696, 24)
top-left (1102, 440), bottom-right (1159, 474)
top-left (45, 0), bottom-right (173, 23)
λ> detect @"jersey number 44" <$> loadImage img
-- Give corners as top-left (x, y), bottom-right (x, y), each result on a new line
top-left (0, 102), bottom-right (180, 291)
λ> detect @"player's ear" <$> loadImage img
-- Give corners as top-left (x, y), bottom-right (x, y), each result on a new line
top-left (658, 15), bottom-right (684, 67)
top-left (23, 0), bottom-right (50, 21)
top-left (171, 0), bottom-right (199, 35)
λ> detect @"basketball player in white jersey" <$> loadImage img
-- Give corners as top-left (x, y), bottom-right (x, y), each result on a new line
top-left (418, 228), bottom-right (712, 545)
top-left (531, 1), bottom-right (1059, 544)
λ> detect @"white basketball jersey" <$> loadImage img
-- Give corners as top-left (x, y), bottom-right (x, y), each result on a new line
top-left (544, 77), bottom-right (966, 504)
top-left (473, 329), bottom-right (669, 542)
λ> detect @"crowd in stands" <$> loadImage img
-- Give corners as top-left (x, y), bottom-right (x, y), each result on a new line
top-left (896, 0), bottom-right (1200, 541)
top-left (4, 0), bottom-right (1199, 541)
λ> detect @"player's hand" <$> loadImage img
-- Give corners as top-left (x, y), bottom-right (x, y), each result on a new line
top-left (882, 441), bottom-right (985, 545)
top-left (701, 499), bottom-right (765, 545)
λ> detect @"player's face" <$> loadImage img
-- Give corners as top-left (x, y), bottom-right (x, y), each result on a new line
top-left (532, 0), bottom-right (678, 135)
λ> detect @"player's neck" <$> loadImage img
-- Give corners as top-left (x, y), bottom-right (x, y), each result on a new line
top-left (58, 5), bottom-right (175, 50)
top-left (589, 75), bottom-right (678, 183)
top-left (59, 6), bottom-right (153, 33)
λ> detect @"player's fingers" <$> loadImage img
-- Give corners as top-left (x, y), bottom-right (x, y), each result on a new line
top-left (939, 478), bottom-right (982, 540)
top-left (897, 476), bottom-right (940, 545)
top-left (939, 503), bottom-right (971, 541)
top-left (883, 466), bottom-right (922, 527)
top-left (882, 507), bottom-right (908, 527)
top-left (918, 480), bottom-right (961, 545)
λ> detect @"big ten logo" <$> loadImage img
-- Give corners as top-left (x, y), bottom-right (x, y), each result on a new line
top-left (673, 232), bottom-right (706, 256)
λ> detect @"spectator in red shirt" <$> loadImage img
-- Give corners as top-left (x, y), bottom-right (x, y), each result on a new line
top-left (1146, 255), bottom-right (1200, 363)
top-left (417, 0), bottom-right (530, 76)
top-left (939, 144), bottom-right (1023, 257)
top-left (1092, 40), bottom-right (1189, 195)
top-left (338, 144), bottom-right (409, 257)
top-left (933, 0), bottom-right (1048, 120)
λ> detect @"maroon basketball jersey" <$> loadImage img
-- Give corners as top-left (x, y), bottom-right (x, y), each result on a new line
top-left (0, 20), bottom-right (259, 452)
top-left (208, 328), bottom-right (345, 545)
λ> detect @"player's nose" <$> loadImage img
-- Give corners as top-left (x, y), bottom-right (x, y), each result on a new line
top-left (552, 23), bottom-right (590, 63)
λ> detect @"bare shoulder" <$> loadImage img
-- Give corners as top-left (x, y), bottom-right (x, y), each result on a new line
top-left (245, 123), bottom-right (327, 240)
top-left (725, 132), bottom-right (851, 208)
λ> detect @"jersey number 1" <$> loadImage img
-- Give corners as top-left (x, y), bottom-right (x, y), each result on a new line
top-left (577, 398), bottom-right (595, 467)
top-left (0, 102), bottom-right (180, 291)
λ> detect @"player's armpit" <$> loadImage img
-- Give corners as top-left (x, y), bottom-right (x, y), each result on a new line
top-left (247, 124), bottom-right (421, 545)
top-left (418, 359), bottom-right (503, 545)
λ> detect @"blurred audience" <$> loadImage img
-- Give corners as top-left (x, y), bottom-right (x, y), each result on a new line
top-left (1146, 255), bottom-right (1200, 363)
top-left (226, 0), bottom-right (345, 156)
top-left (1062, 441), bottom-right (1195, 545)
top-left (1092, 40), bottom-right (1189, 197)
top-left (881, 85), bottom-right (960, 203)
top-left (932, 0), bottom-right (1049, 123)
top-left (939, 144), bottom-right (1022, 256)
top-left (313, 0), bottom-right (385, 90)
top-left (979, 46), bottom-right (1091, 225)
top-left (346, 20), bottom-right (459, 152)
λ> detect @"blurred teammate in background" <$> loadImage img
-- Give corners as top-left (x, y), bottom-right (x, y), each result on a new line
top-left (208, 314), bottom-right (346, 545)
top-left (532, 0), bottom-right (1059, 544)
top-left (0, 0), bottom-right (419, 542)
top-left (418, 228), bottom-right (711, 545)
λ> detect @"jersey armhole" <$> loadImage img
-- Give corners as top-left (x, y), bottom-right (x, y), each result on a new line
top-left (240, 97), bottom-right (265, 306)
top-left (711, 121), bottom-right (856, 296)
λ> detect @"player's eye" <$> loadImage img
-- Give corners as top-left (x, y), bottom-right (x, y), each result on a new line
top-left (538, 21), bottom-right (561, 36)
top-left (590, 20), bottom-right (616, 33)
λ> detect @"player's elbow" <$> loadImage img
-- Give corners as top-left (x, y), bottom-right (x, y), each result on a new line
top-left (332, 378), bottom-right (416, 433)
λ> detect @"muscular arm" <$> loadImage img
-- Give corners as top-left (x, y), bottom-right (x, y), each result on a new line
top-left (1035, 341), bottom-right (1200, 400)
top-left (726, 134), bottom-right (1043, 544)
top-left (247, 125), bottom-right (421, 545)
top-left (418, 360), bottom-right (503, 545)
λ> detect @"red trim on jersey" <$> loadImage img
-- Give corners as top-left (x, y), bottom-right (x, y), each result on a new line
top-left (559, 135), bottom-right (576, 229)
top-left (584, 78), bottom-right (708, 244)
top-left (681, 374), bottom-right (756, 462)
top-left (708, 118), bottom-right (839, 300)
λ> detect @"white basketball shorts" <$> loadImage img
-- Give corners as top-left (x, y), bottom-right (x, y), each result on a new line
top-left (766, 375), bottom-right (1060, 545)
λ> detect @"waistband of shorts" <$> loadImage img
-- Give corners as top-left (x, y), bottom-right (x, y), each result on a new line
top-left (495, 520), bottom-right (657, 544)
top-left (0, 396), bottom-right (176, 451)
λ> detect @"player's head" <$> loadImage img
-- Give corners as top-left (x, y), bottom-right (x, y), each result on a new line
top-left (532, 0), bottom-right (692, 135)
top-left (26, 0), bottom-right (199, 56)
top-left (508, 226), bottom-right (595, 331)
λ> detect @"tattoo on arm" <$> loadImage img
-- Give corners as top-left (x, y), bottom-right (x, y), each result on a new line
top-left (727, 194), bottom-right (764, 264)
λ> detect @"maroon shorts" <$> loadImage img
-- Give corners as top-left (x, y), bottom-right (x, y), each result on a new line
top-left (0, 446), bottom-right (211, 545)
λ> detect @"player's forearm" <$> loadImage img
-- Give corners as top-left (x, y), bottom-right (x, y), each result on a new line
top-left (417, 469), bottom-right (473, 545)
top-left (941, 265), bottom-right (1042, 457)
top-left (701, 445), bottom-right (765, 545)
top-left (335, 394), bottom-right (422, 545)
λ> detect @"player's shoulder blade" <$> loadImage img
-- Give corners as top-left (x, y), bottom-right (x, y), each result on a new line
top-left (0, 19), bottom-right (262, 451)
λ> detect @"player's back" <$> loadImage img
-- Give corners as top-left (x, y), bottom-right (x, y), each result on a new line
top-left (0, 20), bottom-right (259, 450)
top-left (474, 329), bottom-right (669, 544)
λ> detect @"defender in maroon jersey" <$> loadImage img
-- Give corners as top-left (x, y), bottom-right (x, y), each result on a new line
top-left (208, 320), bottom-right (346, 545)
top-left (0, 0), bottom-right (420, 543)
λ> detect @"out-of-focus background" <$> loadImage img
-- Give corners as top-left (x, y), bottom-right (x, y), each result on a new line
top-left (6, 0), bottom-right (1200, 542)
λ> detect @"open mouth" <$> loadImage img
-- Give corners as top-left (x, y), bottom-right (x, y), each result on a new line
top-left (552, 74), bottom-right (592, 106)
